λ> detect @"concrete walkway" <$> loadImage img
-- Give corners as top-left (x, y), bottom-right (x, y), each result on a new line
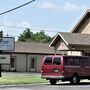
top-left (1, 72), bottom-right (41, 77)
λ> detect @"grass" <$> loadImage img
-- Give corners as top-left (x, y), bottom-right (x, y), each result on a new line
top-left (0, 75), bottom-right (48, 85)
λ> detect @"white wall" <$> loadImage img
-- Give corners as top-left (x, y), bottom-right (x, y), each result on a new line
top-left (68, 51), bottom-right (82, 56)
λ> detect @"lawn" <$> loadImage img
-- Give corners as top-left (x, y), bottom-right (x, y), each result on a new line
top-left (0, 75), bottom-right (48, 85)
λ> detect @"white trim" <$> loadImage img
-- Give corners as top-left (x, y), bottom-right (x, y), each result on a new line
top-left (71, 10), bottom-right (90, 33)
top-left (49, 33), bottom-right (60, 47)
top-left (49, 32), bottom-right (69, 48)
top-left (58, 33), bottom-right (69, 46)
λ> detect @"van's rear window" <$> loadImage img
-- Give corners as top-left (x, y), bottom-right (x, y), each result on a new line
top-left (53, 57), bottom-right (61, 65)
top-left (44, 57), bottom-right (52, 64)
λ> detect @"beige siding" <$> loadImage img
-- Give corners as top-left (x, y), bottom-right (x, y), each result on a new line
top-left (12, 54), bottom-right (27, 72)
top-left (77, 18), bottom-right (90, 34)
top-left (2, 54), bottom-right (49, 72)
top-left (55, 39), bottom-right (69, 51)
top-left (68, 51), bottom-right (82, 56)
top-left (27, 54), bottom-right (46, 72)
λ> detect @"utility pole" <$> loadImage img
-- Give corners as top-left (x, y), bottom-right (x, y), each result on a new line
top-left (0, 30), bottom-right (3, 77)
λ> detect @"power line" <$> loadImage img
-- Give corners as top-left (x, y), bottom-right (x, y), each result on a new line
top-left (0, 24), bottom-right (25, 29)
top-left (0, 0), bottom-right (36, 16)
top-left (0, 24), bottom-right (60, 33)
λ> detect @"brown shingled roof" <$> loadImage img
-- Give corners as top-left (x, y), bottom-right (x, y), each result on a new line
top-left (60, 32), bottom-right (90, 46)
top-left (50, 32), bottom-right (90, 46)
top-left (13, 42), bottom-right (61, 54)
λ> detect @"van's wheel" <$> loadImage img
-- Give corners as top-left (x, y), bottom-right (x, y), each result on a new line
top-left (49, 79), bottom-right (57, 85)
top-left (70, 74), bottom-right (80, 85)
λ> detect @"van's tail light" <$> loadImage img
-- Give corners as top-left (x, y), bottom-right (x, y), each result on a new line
top-left (41, 70), bottom-right (43, 73)
top-left (41, 66), bottom-right (43, 73)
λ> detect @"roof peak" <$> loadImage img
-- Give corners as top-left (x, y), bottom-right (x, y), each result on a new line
top-left (71, 9), bottom-right (90, 33)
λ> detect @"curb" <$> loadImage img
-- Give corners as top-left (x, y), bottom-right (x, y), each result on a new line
top-left (0, 83), bottom-right (48, 88)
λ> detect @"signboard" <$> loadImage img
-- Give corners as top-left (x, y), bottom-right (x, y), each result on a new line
top-left (0, 54), bottom-right (10, 64)
top-left (0, 37), bottom-right (15, 51)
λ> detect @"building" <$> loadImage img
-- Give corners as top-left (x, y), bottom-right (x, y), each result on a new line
top-left (3, 9), bottom-right (90, 72)
top-left (2, 42), bottom-right (61, 72)
top-left (50, 10), bottom-right (90, 56)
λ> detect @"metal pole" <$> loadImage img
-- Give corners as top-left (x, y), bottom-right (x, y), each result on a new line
top-left (0, 30), bottom-right (3, 77)
top-left (0, 51), bottom-right (2, 77)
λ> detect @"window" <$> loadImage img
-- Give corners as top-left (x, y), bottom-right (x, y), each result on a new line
top-left (53, 57), bottom-right (61, 65)
top-left (31, 59), bottom-right (35, 68)
top-left (64, 57), bottom-right (69, 65)
top-left (64, 57), bottom-right (80, 66)
top-left (80, 57), bottom-right (89, 66)
top-left (68, 57), bottom-right (74, 66)
top-left (10, 57), bottom-right (15, 68)
top-left (88, 57), bottom-right (90, 66)
top-left (44, 57), bottom-right (52, 64)
top-left (74, 58), bottom-right (80, 66)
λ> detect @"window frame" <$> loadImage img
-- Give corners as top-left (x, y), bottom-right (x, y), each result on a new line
top-left (44, 57), bottom-right (52, 65)
top-left (53, 57), bottom-right (61, 65)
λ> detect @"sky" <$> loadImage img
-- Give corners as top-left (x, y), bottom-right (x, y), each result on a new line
top-left (0, 0), bottom-right (90, 40)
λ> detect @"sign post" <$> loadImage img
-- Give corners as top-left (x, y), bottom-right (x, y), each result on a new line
top-left (0, 51), bottom-right (2, 77)
top-left (0, 31), bottom-right (15, 77)
top-left (0, 30), bottom-right (3, 77)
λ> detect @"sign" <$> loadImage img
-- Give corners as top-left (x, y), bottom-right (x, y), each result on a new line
top-left (0, 37), bottom-right (15, 51)
top-left (0, 54), bottom-right (10, 64)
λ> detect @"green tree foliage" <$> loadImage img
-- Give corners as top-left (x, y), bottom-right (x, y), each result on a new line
top-left (18, 29), bottom-right (53, 43)
top-left (0, 30), bottom-right (3, 37)
top-left (18, 28), bottom-right (33, 42)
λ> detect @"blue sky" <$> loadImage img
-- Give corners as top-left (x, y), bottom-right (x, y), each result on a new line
top-left (0, 0), bottom-right (90, 40)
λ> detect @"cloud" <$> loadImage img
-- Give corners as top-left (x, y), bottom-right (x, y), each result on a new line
top-left (0, 20), bottom-right (32, 29)
top-left (38, 2), bottom-right (88, 12)
top-left (63, 2), bottom-right (88, 12)
top-left (0, 20), bottom-right (32, 37)
top-left (0, 20), bottom-right (32, 41)
top-left (38, 2), bottom-right (60, 11)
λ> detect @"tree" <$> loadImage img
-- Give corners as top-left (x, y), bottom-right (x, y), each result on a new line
top-left (0, 30), bottom-right (3, 37)
top-left (18, 29), bottom-right (53, 43)
top-left (18, 28), bottom-right (33, 42)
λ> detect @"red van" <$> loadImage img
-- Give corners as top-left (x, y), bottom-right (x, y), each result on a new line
top-left (41, 55), bottom-right (90, 85)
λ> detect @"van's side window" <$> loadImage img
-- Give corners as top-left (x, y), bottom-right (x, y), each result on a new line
top-left (64, 57), bottom-right (80, 66)
top-left (53, 57), bottom-right (61, 65)
top-left (80, 57), bottom-right (89, 66)
top-left (64, 57), bottom-right (68, 65)
top-left (88, 57), bottom-right (90, 66)
top-left (44, 57), bottom-right (52, 64)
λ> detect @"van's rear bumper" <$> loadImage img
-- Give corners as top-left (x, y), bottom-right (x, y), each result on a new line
top-left (41, 75), bottom-right (65, 79)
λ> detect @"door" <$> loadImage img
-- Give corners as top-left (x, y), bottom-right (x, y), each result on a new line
top-left (52, 57), bottom-right (62, 74)
top-left (42, 57), bottom-right (53, 74)
top-left (30, 57), bottom-right (37, 72)
top-left (10, 56), bottom-right (16, 71)
top-left (42, 56), bottom-right (62, 75)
